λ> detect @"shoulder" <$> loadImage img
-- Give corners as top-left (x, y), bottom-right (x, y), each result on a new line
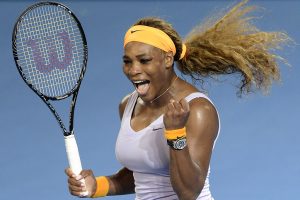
top-left (186, 96), bottom-right (219, 142)
top-left (176, 80), bottom-right (219, 129)
top-left (189, 95), bottom-right (217, 118)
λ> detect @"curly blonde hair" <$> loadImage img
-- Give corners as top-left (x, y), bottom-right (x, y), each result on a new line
top-left (134, 0), bottom-right (291, 95)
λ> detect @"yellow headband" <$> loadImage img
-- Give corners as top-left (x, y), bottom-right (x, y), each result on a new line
top-left (124, 25), bottom-right (186, 60)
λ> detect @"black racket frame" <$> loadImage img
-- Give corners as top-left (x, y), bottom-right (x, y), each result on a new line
top-left (12, 1), bottom-right (88, 136)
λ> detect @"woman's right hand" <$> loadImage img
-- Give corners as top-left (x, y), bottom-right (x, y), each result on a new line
top-left (65, 168), bottom-right (97, 198)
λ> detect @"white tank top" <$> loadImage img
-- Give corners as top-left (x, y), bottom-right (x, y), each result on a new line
top-left (115, 91), bottom-right (219, 200)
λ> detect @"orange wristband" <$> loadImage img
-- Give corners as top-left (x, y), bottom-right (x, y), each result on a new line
top-left (92, 176), bottom-right (109, 198)
top-left (164, 127), bottom-right (187, 140)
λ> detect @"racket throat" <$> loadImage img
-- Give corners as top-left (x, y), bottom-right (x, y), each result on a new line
top-left (64, 131), bottom-right (74, 136)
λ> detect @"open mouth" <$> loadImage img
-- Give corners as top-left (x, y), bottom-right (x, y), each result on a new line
top-left (132, 80), bottom-right (150, 96)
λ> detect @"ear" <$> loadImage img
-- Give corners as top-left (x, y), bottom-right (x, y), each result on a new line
top-left (164, 51), bottom-right (174, 69)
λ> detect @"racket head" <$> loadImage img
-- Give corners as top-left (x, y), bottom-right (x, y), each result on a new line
top-left (12, 1), bottom-right (88, 100)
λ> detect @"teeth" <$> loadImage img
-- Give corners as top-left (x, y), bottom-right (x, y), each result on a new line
top-left (133, 80), bottom-right (144, 84)
top-left (133, 80), bottom-right (149, 85)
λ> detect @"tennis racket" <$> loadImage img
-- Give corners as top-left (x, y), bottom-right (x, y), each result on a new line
top-left (12, 2), bottom-right (88, 195)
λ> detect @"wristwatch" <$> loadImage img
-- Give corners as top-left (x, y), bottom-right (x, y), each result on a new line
top-left (167, 136), bottom-right (187, 150)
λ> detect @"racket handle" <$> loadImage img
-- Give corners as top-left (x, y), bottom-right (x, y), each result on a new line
top-left (64, 134), bottom-right (89, 197)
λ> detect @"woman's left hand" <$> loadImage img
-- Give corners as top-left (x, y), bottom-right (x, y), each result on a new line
top-left (163, 98), bottom-right (190, 130)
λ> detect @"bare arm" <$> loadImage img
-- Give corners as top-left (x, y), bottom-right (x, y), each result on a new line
top-left (106, 167), bottom-right (135, 195)
top-left (164, 98), bottom-right (219, 199)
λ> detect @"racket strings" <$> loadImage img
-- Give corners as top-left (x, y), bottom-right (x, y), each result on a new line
top-left (15, 5), bottom-right (85, 98)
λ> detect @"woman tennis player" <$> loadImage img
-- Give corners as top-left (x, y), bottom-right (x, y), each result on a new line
top-left (65, 1), bottom-right (290, 199)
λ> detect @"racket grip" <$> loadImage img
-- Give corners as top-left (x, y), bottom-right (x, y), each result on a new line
top-left (64, 134), bottom-right (89, 197)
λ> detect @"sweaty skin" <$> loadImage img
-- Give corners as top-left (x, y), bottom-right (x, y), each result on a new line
top-left (65, 42), bottom-right (218, 199)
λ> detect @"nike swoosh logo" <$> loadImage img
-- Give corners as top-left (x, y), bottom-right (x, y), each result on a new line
top-left (152, 127), bottom-right (163, 131)
top-left (131, 29), bottom-right (142, 34)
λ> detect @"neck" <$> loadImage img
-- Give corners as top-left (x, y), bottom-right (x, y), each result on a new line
top-left (150, 75), bottom-right (178, 104)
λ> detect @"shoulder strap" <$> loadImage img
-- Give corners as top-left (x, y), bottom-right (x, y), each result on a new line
top-left (120, 91), bottom-right (138, 125)
top-left (185, 92), bottom-right (211, 103)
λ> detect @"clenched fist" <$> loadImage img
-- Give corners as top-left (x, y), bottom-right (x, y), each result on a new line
top-left (163, 98), bottom-right (190, 130)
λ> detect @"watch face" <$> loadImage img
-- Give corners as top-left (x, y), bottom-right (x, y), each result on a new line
top-left (174, 138), bottom-right (187, 150)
